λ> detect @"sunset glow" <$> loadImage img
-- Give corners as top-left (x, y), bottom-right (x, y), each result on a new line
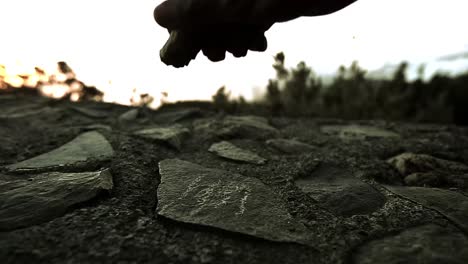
top-left (1, 0), bottom-right (468, 106)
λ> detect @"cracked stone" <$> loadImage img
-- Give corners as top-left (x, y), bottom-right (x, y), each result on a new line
top-left (157, 159), bottom-right (309, 244)
top-left (321, 125), bottom-right (400, 140)
top-left (209, 141), bottom-right (266, 165)
top-left (295, 164), bottom-right (386, 216)
top-left (266, 139), bottom-right (316, 154)
top-left (385, 185), bottom-right (468, 233)
top-left (353, 224), bottom-right (468, 264)
top-left (5, 131), bottom-right (114, 172)
top-left (0, 169), bottom-right (113, 230)
top-left (134, 124), bottom-right (190, 150)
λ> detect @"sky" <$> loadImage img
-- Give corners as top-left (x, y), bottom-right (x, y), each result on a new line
top-left (1, 0), bottom-right (468, 106)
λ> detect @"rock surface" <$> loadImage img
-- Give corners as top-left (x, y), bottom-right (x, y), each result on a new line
top-left (118, 109), bottom-right (139, 123)
top-left (353, 224), bottom-right (468, 264)
top-left (266, 139), bottom-right (316, 154)
top-left (388, 153), bottom-right (468, 189)
top-left (295, 164), bottom-right (386, 216)
top-left (321, 124), bottom-right (400, 140)
top-left (196, 115), bottom-right (278, 139)
top-left (0, 170), bottom-right (113, 230)
top-left (209, 141), bottom-right (266, 165)
top-left (157, 159), bottom-right (308, 244)
top-left (385, 185), bottom-right (468, 233)
top-left (5, 131), bottom-right (114, 172)
top-left (134, 124), bottom-right (190, 150)
top-left (1, 94), bottom-right (468, 264)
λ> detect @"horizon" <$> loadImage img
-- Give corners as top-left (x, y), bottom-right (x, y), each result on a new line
top-left (1, 0), bottom-right (468, 107)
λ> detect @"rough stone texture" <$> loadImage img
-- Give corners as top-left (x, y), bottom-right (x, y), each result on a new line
top-left (2, 95), bottom-right (468, 264)
top-left (157, 159), bottom-right (309, 244)
top-left (385, 185), bottom-right (468, 233)
top-left (209, 141), bottom-right (266, 165)
top-left (388, 153), bottom-right (468, 189)
top-left (5, 131), bottom-right (114, 172)
top-left (321, 124), bottom-right (400, 140)
top-left (134, 124), bottom-right (190, 150)
top-left (296, 164), bottom-right (386, 216)
top-left (195, 115), bottom-right (278, 139)
top-left (0, 169), bottom-right (113, 230)
top-left (266, 139), bottom-right (316, 154)
top-left (353, 224), bottom-right (468, 264)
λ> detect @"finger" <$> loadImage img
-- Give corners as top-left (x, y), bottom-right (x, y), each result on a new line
top-left (154, 0), bottom-right (184, 29)
top-left (249, 32), bottom-right (268, 52)
top-left (202, 48), bottom-right (226, 62)
top-left (227, 47), bottom-right (248, 58)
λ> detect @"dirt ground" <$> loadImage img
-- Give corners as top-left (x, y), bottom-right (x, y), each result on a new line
top-left (1, 92), bottom-right (468, 264)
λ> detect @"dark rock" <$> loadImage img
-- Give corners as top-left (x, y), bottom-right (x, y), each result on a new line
top-left (0, 105), bottom-right (55, 119)
top-left (266, 139), bottom-right (316, 154)
top-left (153, 108), bottom-right (202, 123)
top-left (118, 109), bottom-right (139, 123)
top-left (385, 186), bottom-right (468, 233)
top-left (195, 115), bottom-right (278, 140)
top-left (353, 224), bottom-right (468, 264)
top-left (404, 172), bottom-right (445, 187)
top-left (295, 164), bottom-right (386, 216)
top-left (209, 141), bottom-right (266, 165)
top-left (0, 169), bottom-right (113, 230)
top-left (5, 131), bottom-right (114, 172)
top-left (69, 106), bottom-right (109, 119)
top-left (388, 153), bottom-right (468, 175)
top-left (321, 125), bottom-right (400, 140)
top-left (388, 153), bottom-right (468, 189)
top-left (134, 124), bottom-right (190, 150)
top-left (157, 159), bottom-right (309, 244)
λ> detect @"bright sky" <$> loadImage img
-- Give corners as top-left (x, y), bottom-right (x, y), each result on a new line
top-left (1, 0), bottom-right (468, 105)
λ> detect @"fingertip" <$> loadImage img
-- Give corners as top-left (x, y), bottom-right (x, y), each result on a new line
top-left (202, 48), bottom-right (226, 62)
top-left (228, 48), bottom-right (248, 58)
top-left (249, 34), bottom-right (268, 52)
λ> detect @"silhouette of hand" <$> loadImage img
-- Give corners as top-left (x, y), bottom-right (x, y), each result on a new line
top-left (154, 0), bottom-right (356, 67)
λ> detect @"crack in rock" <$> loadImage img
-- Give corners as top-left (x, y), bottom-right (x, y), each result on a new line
top-left (157, 159), bottom-right (310, 244)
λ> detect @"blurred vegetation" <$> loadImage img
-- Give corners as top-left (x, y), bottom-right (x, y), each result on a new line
top-left (213, 52), bottom-right (468, 125)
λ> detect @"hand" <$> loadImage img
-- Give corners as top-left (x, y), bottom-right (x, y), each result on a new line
top-left (154, 0), bottom-right (357, 67)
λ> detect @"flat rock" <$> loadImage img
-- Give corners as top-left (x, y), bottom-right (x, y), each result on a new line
top-left (6, 131), bottom-right (114, 172)
top-left (153, 108), bottom-right (202, 123)
top-left (266, 139), bottom-right (316, 154)
top-left (69, 106), bottom-right (109, 119)
top-left (209, 141), bottom-right (266, 165)
top-left (195, 115), bottom-right (278, 139)
top-left (157, 159), bottom-right (309, 244)
top-left (385, 185), bottom-right (468, 233)
top-left (0, 169), bottom-right (113, 230)
top-left (134, 124), bottom-right (190, 150)
top-left (0, 105), bottom-right (56, 119)
top-left (321, 124), bottom-right (400, 140)
top-left (353, 224), bottom-right (468, 264)
top-left (296, 164), bottom-right (386, 216)
top-left (118, 109), bottom-right (139, 123)
top-left (388, 153), bottom-right (468, 189)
